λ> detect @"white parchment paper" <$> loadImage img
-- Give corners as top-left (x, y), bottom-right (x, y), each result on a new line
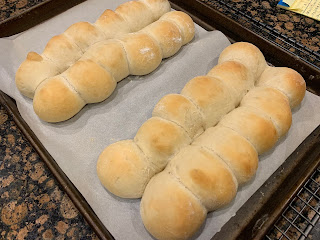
top-left (1, 0), bottom-right (320, 239)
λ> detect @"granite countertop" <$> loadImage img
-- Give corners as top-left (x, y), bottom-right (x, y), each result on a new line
top-left (1, 0), bottom-right (320, 239)
top-left (0, 0), bottom-right (45, 20)
top-left (0, 104), bottom-right (98, 239)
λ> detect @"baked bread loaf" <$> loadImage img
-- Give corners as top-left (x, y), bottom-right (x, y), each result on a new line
top-left (97, 42), bottom-right (268, 198)
top-left (30, 11), bottom-right (195, 122)
top-left (15, 0), bottom-right (171, 99)
top-left (140, 59), bottom-right (306, 240)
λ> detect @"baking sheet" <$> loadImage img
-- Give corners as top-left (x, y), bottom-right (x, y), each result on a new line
top-left (1, 0), bottom-right (320, 239)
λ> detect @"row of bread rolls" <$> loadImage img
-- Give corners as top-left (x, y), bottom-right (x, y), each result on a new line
top-left (15, 0), bottom-right (171, 99)
top-left (140, 64), bottom-right (306, 240)
top-left (96, 42), bottom-right (269, 198)
top-left (29, 11), bottom-right (195, 122)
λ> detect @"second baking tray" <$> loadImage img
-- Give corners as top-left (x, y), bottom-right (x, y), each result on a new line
top-left (1, 0), bottom-right (320, 239)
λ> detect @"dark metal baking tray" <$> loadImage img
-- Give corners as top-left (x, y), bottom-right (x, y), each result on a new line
top-left (1, 0), bottom-right (320, 239)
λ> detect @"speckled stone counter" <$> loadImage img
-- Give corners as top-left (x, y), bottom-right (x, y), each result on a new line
top-left (0, 104), bottom-right (98, 239)
top-left (1, 0), bottom-right (320, 239)
top-left (0, 0), bottom-right (46, 21)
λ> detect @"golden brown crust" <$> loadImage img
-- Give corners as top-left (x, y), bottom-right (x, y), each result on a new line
top-left (80, 40), bottom-right (130, 82)
top-left (115, 1), bottom-right (153, 32)
top-left (152, 94), bottom-right (204, 138)
top-left (167, 145), bottom-right (238, 211)
top-left (25, 10), bottom-right (194, 122)
top-left (193, 126), bottom-right (258, 185)
top-left (94, 9), bottom-right (131, 38)
top-left (63, 60), bottom-right (116, 103)
top-left (218, 106), bottom-right (278, 154)
top-left (140, 171), bottom-right (207, 240)
top-left (134, 117), bottom-right (192, 171)
top-left (141, 0), bottom-right (171, 20)
top-left (160, 11), bottom-right (195, 45)
top-left (27, 52), bottom-right (43, 61)
top-left (15, 54), bottom-right (60, 98)
top-left (91, 41), bottom-right (306, 240)
top-left (181, 76), bottom-right (236, 128)
top-left (64, 22), bottom-right (106, 52)
top-left (33, 76), bottom-right (85, 122)
top-left (241, 87), bottom-right (292, 137)
top-left (43, 34), bottom-right (83, 71)
top-left (142, 20), bottom-right (183, 58)
top-left (257, 66), bottom-right (306, 108)
top-left (218, 42), bottom-right (267, 80)
top-left (119, 32), bottom-right (163, 75)
top-left (207, 60), bottom-right (254, 103)
top-left (97, 140), bottom-right (155, 198)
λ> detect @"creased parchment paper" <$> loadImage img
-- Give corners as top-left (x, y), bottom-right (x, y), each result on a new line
top-left (1, 0), bottom-right (320, 239)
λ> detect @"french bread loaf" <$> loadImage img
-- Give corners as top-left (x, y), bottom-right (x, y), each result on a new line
top-left (140, 54), bottom-right (306, 240)
top-left (30, 11), bottom-right (195, 122)
top-left (97, 42), bottom-right (268, 198)
top-left (15, 0), bottom-right (171, 99)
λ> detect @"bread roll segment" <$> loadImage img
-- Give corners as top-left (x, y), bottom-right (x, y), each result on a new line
top-left (16, 0), bottom-right (171, 98)
top-left (192, 126), bottom-right (258, 185)
top-left (207, 60), bottom-right (255, 103)
top-left (119, 32), bottom-right (163, 75)
top-left (42, 34), bottom-right (83, 71)
top-left (218, 106), bottom-right (278, 154)
top-left (141, 0), bottom-right (172, 20)
top-left (140, 171), bottom-right (207, 240)
top-left (15, 52), bottom-right (60, 99)
top-left (159, 11), bottom-right (195, 45)
top-left (94, 9), bottom-right (131, 37)
top-left (63, 60), bottom-right (116, 103)
top-left (218, 41), bottom-right (268, 80)
top-left (181, 75), bottom-right (237, 128)
top-left (114, 1), bottom-right (154, 32)
top-left (33, 76), bottom-right (85, 123)
top-left (166, 145), bottom-right (238, 212)
top-left (152, 94), bottom-right (204, 139)
top-left (240, 87), bottom-right (292, 138)
top-left (257, 66), bottom-right (306, 108)
top-left (80, 40), bottom-right (130, 83)
top-left (64, 22), bottom-right (106, 52)
top-left (97, 140), bottom-right (156, 198)
top-left (141, 20), bottom-right (183, 58)
top-left (134, 117), bottom-right (192, 172)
